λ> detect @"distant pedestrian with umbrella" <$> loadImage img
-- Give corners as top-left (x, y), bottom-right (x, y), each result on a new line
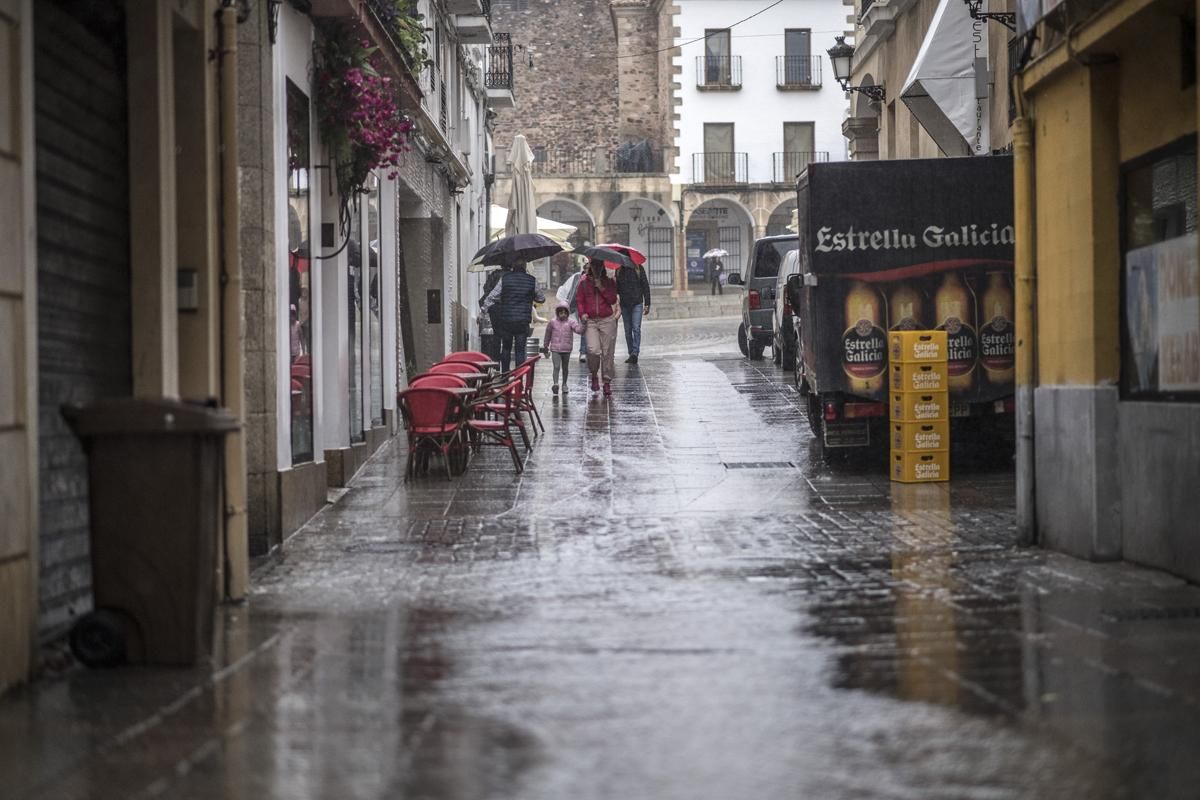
top-left (575, 257), bottom-right (620, 397)
top-left (704, 248), bottom-right (729, 296)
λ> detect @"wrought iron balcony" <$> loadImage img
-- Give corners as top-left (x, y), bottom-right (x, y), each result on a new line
top-left (508, 145), bottom-right (667, 176)
top-left (773, 151), bottom-right (829, 182)
top-left (696, 56), bottom-right (742, 90)
top-left (692, 152), bottom-right (748, 185)
top-left (486, 33), bottom-right (513, 90)
top-left (776, 55), bottom-right (822, 89)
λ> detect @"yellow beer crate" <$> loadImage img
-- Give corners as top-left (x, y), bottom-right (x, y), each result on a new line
top-left (890, 391), bottom-right (949, 422)
top-left (891, 450), bottom-right (950, 483)
top-left (890, 420), bottom-right (950, 452)
top-left (889, 330), bottom-right (948, 363)
top-left (890, 361), bottom-right (948, 393)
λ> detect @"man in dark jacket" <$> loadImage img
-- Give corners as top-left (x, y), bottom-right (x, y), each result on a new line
top-left (481, 263), bottom-right (546, 370)
top-left (615, 261), bottom-right (651, 364)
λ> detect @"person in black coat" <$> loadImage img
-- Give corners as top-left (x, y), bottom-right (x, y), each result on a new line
top-left (481, 263), bottom-right (546, 370)
top-left (615, 261), bottom-right (651, 364)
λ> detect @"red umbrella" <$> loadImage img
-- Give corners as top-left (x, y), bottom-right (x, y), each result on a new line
top-left (594, 242), bottom-right (646, 266)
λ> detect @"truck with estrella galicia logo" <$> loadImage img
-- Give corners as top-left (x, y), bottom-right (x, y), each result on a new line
top-left (785, 156), bottom-right (1015, 459)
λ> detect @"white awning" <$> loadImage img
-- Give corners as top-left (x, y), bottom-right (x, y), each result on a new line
top-left (488, 205), bottom-right (577, 244)
top-left (900, 0), bottom-right (990, 157)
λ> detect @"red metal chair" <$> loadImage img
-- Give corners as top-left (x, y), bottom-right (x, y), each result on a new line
top-left (428, 362), bottom-right (480, 376)
top-left (397, 387), bottom-right (469, 481)
top-left (410, 373), bottom-right (469, 390)
top-left (445, 350), bottom-right (490, 363)
top-left (467, 379), bottom-right (525, 473)
top-left (514, 356), bottom-right (544, 434)
top-left (477, 365), bottom-right (533, 452)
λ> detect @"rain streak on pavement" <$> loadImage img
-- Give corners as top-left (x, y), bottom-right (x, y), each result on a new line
top-left (4, 316), bottom-right (1200, 800)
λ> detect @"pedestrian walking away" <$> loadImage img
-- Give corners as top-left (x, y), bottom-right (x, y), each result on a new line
top-left (481, 262), bottom-right (545, 371)
top-left (710, 258), bottom-right (724, 295)
top-left (616, 258), bottom-right (651, 364)
top-left (557, 264), bottom-right (589, 362)
top-left (541, 302), bottom-right (584, 395)
top-left (478, 265), bottom-right (508, 361)
top-left (575, 258), bottom-right (620, 397)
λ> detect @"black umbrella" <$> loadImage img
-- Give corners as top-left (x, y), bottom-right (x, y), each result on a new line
top-left (472, 233), bottom-right (564, 267)
top-left (572, 245), bottom-right (635, 269)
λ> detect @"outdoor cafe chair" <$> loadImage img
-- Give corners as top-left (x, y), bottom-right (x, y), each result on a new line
top-left (514, 356), bottom-right (544, 434)
top-left (397, 386), bottom-right (469, 481)
top-left (466, 379), bottom-right (526, 473)
top-left (409, 373), bottom-right (470, 390)
top-left (428, 361), bottom-right (481, 377)
top-left (443, 350), bottom-right (491, 363)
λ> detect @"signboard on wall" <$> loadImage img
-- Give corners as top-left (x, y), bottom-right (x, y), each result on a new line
top-left (1125, 234), bottom-right (1200, 395)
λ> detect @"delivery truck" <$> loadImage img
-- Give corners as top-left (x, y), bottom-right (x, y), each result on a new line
top-left (786, 156), bottom-right (1015, 457)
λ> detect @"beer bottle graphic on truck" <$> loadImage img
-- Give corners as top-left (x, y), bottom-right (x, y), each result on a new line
top-left (841, 281), bottom-right (887, 393)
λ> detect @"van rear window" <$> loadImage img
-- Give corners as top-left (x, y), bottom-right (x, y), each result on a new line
top-left (752, 239), bottom-right (799, 278)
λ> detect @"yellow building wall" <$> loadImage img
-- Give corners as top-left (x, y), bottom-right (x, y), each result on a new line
top-left (1113, 12), bottom-right (1197, 162)
top-left (1032, 67), bottom-right (1116, 384)
top-left (1030, 1), bottom-right (1197, 385)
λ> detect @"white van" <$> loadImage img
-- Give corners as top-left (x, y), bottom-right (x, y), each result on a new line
top-left (771, 249), bottom-right (802, 370)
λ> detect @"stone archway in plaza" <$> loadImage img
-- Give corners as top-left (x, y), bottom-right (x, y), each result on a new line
top-left (766, 198), bottom-right (798, 237)
top-left (538, 198), bottom-right (596, 290)
top-left (682, 196), bottom-right (755, 287)
top-left (604, 198), bottom-right (678, 288)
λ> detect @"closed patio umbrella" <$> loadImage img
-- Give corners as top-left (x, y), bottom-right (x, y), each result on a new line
top-left (505, 135), bottom-right (538, 237)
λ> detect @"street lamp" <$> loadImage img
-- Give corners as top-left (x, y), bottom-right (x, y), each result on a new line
top-left (826, 36), bottom-right (886, 103)
top-left (961, 0), bottom-right (1016, 30)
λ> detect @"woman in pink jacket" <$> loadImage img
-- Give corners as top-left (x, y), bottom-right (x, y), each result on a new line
top-left (541, 302), bottom-right (584, 395)
top-left (574, 258), bottom-right (620, 396)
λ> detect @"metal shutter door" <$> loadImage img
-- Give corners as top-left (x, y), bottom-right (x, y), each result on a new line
top-left (34, 0), bottom-right (131, 637)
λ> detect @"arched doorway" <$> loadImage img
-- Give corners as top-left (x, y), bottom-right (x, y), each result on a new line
top-left (606, 198), bottom-right (676, 288)
top-left (684, 198), bottom-right (754, 288)
top-left (538, 199), bottom-right (595, 290)
top-left (766, 198), bottom-right (797, 237)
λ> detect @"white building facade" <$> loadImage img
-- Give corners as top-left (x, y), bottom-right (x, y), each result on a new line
top-left (673, 0), bottom-right (850, 285)
top-left (244, 0), bottom-right (505, 556)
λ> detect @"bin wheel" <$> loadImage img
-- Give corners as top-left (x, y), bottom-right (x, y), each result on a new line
top-left (70, 609), bottom-right (131, 668)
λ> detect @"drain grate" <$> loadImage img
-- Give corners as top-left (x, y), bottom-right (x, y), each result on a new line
top-left (1101, 607), bottom-right (1200, 623)
top-left (722, 461), bottom-right (796, 470)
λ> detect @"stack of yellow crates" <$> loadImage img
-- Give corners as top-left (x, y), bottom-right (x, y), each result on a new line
top-left (888, 330), bottom-right (950, 483)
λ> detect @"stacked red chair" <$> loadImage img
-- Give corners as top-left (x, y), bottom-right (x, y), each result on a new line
top-left (466, 378), bottom-right (526, 473)
top-left (397, 387), bottom-right (469, 481)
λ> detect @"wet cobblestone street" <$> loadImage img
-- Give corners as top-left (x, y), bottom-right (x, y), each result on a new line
top-left (3, 318), bottom-right (1200, 799)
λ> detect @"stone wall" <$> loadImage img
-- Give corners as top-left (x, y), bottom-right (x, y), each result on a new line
top-left (490, 0), bottom-right (621, 157)
top-left (238, 4), bottom-right (281, 556)
top-left (612, 0), bottom-right (670, 148)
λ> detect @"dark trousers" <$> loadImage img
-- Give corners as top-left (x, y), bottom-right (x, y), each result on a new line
top-left (711, 277), bottom-right (722, 295)
top-left (495, 319), bottom-right (529, 372)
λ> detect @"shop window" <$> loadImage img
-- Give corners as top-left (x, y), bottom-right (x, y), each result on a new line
top-left (1121, 136), bottom-right (1200, 399)
top-left (286, 80), bottom-right (314, 464)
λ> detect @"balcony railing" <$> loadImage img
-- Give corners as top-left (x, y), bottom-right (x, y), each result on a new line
top-left (486, 32), bottom-right (513, 90)
top-left (696, 56), bottom-right (742, 90)
top-left (526, 145), bottom-right (667, 176)
top-left (692, 152), bottom-right (748, 185)
top-left (776, 55), bottom-right (822, 88)
top-left (773, 151), bottom-right (829, 182)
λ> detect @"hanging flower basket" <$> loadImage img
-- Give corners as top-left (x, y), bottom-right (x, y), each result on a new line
top-left (314, 23), bottom-right (415, 234)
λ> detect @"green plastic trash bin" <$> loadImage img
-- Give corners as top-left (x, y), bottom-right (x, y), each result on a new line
top-left (61, 398), bottom-right (238, 667)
